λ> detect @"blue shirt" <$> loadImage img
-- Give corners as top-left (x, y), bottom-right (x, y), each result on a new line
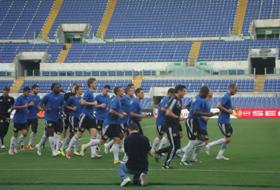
top-left (120, 95), bottom-right (132, 124)
top-left (13, 95), bottom-right (29, 124)
top-left (27, 94), bottom-right (41, 119)
top-left (95, 94), bottom-right (110, 121)
top-left (41, 93), bottom-right (64, 122)
top-left (66, 96), bottom-right (82, 118)
top-left (156, 96), bottom-right (169, 126)
top-left (188, 96), bottom-right (208, 120)
top-left (218, 93), bottom-right (232, 124)
top-left (104, 96), bottom-right (122, 125)
top-left (130, 98), bottom-right (142, 122)
top-left (82, 90), bottom-right (95, 119)
top-left (198, 100), bottom-right (211, 131)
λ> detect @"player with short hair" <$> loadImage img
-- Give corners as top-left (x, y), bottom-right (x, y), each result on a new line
top-left (205, 83), bottom-right (238, 160)
top-left (180, 86), bottom-right (218, 165)
top-left (36, 83), bottom-right (64, 157)
top-left (130, 88), bottom-right (147, 135)
top-left (8, 87), bottom-right (32, 155)
top-left (151, 88), bottom-right (175, 154)
top-left (0, 86), bottom-right (14, 149)
top-left (26, 84), bottom-right (41, 151)
top-left (155, 85), bottom-right (186, 169)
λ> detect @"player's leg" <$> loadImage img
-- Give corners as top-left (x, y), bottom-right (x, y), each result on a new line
top-left (0, 119), bottom-right (10, 148)
top-left (107, 124), bottom-right (122, 164)
top-left (8, 124), bottom-right (19, 155)
top-left (27, 119), bottom-right (38, 150)
top-left (163, 127), bottom-right (180, 169)
top-left (54, 119), bottom-right (63, 154)
top-left (151, 125), bottom-right (163, 153)
top-left (17, 123), bottom-right (28, 151)
top-left (80, 128), bottom-right (102, 157)
top-left (216, 124), bottom-right (233, 160)
top-left (191, 130), bottom-right (208, 162)
top-left (45, 121), bottom-right (57, 157)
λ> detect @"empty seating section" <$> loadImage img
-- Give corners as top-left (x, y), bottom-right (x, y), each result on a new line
top-left (141, 79), bottom-right (254, 92)
top-left (66, 42), bottom-right (192, 62)
top-left (0, 80), bottom-right (14, 92)
top-left (21, 79), bottom-right (132, 93)
top-left (0, 0), bottom-right (53, 39)
top-left (242, 0), bottom-right (280, 35)
top-left (182, 96), bottom-right (280, 109)
top-left (199, 40), bottom-right (280, 61)
top-left (264, 79), bottom-right (280, 92)
top-left (0, 44), bottom-right (62, 63)
top-left (49, 0), bottom-right (107, 38)
top-left (106, 0), bottom-right (238, 38)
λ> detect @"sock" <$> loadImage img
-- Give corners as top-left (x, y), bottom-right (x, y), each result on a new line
top-left (28, 132), bottom-right (36, 145)
top-left (74, 139), bottom-right (80, 152)
top-left (48, 136), bottom-right (55, 152)
top-left (207, 138), bottom-right (226, 148)
top-left (217, 143), bottom-right (228, 157)
top-left (158, 136), bottom-right (169, 150)
top-left (181, 140), bottom-right (201, 162)
top-left (91, 146), bottom-right (97, 157)
top-left (38, 134), bottom-right (47, 147)
top-left (123, 153), bottom-right (128, 162)
top-left (106, 139), bottom-right (114, 150)
top-left (55, 134), bottom-right (62, 152)
top-left (112, 143), bottom-right (120, 161)
top-left (152, 137), bottom-right (161, 151)
top-left (9, 136), bottom-right (16, 151)
top-left (84, 138), bottom-right (101, 149)
top-left (192, 140), bottom-right (204, 160)
top-left (67, 135), bottom-right (78, 151)
top-left (61, 136), bottom-right (70, 150)
top-left (17, 134), bottom-right (24, 146)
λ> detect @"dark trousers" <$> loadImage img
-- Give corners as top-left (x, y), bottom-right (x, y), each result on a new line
top-left (157, 126), bottom-right (181, 167)
top-left (0, 120), bottom-right (10, 145)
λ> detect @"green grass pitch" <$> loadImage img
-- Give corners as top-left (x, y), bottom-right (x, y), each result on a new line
top-left (0, 118), bottom-right (279, 190)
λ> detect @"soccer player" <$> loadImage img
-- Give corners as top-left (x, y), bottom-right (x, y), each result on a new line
top-left (8, 87), bottom-right (31, 155)
top-left (0, 87), bottom-right (14, 149)
top-left (94, 85), bottom-right (111, 157)
top-left (60, 83), bottom-right (77, 154)
top-left (26, 84), bottom-right (41, 151)
top-left (205, 83), bottom-right (238, 160)
top-left (180, 86), bottom-right (218, 165)
top-left (102, 86), bottom-right (127, 164)
top-left (36, 83), bottom-right (64, 157)
top-left (66, 78), bottom-right (98, 159)
top-left (151, 88), bottom-right (175, 154)
top-left (155, 85), bottom-right (186, 169)
top-left (130, 88), bottom-right (147, 134)
top-left (64, 85), bottom-right (83, 158)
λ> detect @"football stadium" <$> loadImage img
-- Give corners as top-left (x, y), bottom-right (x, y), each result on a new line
top-left (0, 0), bottom-right (280, 189)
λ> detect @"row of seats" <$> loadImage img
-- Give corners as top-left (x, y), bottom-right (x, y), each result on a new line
top-left (0, 80), bottom-right (14, 92)
top-left (141, 79), bottom-right (255, 92)
top-left (264, 79), bottom-right (280, 92)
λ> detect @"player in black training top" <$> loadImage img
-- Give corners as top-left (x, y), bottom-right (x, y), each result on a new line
top-left (0, 86), bottom-right (15, 149)
top-left (155, 85), bottom-right (186, 169)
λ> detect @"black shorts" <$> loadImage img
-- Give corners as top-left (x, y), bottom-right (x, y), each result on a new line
top-left (79, 113), bottom-right (97, 132)
top-left (27, 119), bottom-right (38, 133)
top-left (96, 120), bottom-right (104, 131)
top-left (156, 124), bottom-right (166, 136)
top-left (0, 117), bottom-right (10, 128)
top-left (13, 123), bottom-right (28, 132)
top-left (185, 118), bottom-right (200, 140)
top-left (218, 123), bottom-right (233, 137)
top-left (102, 124), bottom-right (122, 140)
top-left (69, 116), bottom-right (79, 133)
top-left (64, 115), bottom-right (71, 130)
top-left (199, 129), bottom-right (209, 141)
top-left (45, 121), bottom-right (63, 133)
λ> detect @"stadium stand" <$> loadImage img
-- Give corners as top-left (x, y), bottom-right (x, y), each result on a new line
top-left (264, 79), bottom-right (280, 92)
top-left (0, 0), bottom-right (53, 39)
top-left (0, 80), bottom-right (14, 92)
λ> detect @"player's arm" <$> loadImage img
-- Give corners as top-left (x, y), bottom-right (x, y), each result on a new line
top-left (14, 99), bottom-right (28, 110)
top-left (109, 108), bottom-right (124, 118)
top-left (217, 104), bottom-right (233, 114)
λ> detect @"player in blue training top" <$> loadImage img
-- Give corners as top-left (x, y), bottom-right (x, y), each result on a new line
top-left (103, 86), bottom-right (127, 164)
top-left (151, 88), bottom-right (175, 154)
top-left (8, 87), bottom-right (32, 155)
top-left (36, 83), bottom-right (64, 157)
top-left (130, 88), bottom-right (147, 135)
top-left (181, 86), bottom-right (218, 166)
top-left (26, 84), bottom-right (41, 151)
top-left (206, 83), bottom-right (238, 160)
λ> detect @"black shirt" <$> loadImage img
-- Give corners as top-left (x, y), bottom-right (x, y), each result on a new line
top-left (124, 132), bottom-right (151, 172)
top-left (64, 92), bottom-right (75, 114)
top-left (165, 96), bottom-right (182, 126)
top-left (0, 95), bottom-right (15, 118)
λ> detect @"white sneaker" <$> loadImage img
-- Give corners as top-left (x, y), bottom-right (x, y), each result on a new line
top-left (104, 143), bottom-right (109, 154)
top-left (91, 153), bottom-right (103, 159)
top-left (205, 145), bottom-right (210, 156)
top-left (52, 151), bottom-right (59, 157)
top-left (8, 149), bottom-right (14, 155)
top-left (1, 145), bottom-right (6, 149)
top-left (140, 173), bottom-right (147, 186)
top-left (80, 144), bottom-right (86, 156)
top-left (35, 144), bottom-right (42, 156)
top-left (216, 155), bottom-right (230, 160)
top-left (120, 177), bottom-right (131, 187)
